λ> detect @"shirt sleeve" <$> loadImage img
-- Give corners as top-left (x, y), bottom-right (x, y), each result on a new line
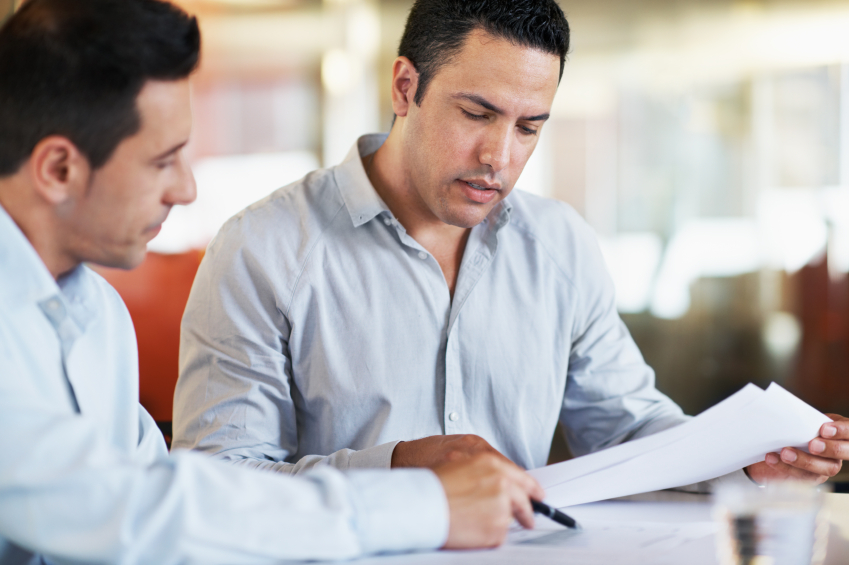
top-left (173, 222), bottom-right (400, 474)
top-left (559, 227), bottom-right (690, 457)
top-left (554, 229), bottom-right (762, 487)
top-left (0, 398), bottom-right (448, 564)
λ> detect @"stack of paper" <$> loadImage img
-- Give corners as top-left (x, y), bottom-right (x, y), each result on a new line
top-left (530, 383), bottom-right (831, 508)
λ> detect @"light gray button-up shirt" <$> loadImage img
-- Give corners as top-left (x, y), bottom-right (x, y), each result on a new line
top-left (174, 134), bottom-right (694, 475)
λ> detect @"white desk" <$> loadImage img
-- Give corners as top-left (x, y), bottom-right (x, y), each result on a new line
top-left (342, 493), bottom-right (849, 565)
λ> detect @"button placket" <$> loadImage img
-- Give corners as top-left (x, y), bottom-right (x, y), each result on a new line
top-left (441, 219), bottom-right (503, 436)
top-left (444, 324), bottom-right (463, 433)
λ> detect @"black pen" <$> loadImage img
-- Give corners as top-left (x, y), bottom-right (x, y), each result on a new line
top-left (531, 500), bottom-right (581, 530)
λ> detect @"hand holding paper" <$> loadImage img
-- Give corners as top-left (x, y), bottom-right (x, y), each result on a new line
top-left (746, 412), bottom-right (848, 485)
top-left (530, 383), bottom-right (836, 509)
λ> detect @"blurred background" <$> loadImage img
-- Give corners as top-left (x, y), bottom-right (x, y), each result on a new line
top-left (3, 0), bottom-right (849, 461)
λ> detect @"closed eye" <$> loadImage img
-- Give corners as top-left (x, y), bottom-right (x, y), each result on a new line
top-left (155, 157), bottom-right (177, 170)
top-left (461, 108), bottom-right (487, 121)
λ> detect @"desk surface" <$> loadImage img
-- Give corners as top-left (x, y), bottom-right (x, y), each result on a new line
top-left (343, 493), bottom-right (849, 565)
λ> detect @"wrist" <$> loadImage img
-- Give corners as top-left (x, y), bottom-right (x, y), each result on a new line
top-left (391, 441), bottom-right (407, 468)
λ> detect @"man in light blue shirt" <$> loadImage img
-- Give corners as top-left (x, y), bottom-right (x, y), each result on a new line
top-left (0, 1), bottom-right (545, 563)
top-left (175, 0), bottom-right (849, 487)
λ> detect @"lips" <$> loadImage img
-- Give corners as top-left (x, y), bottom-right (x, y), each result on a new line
top-left (460, 179), bottom-right (500, 204)
top-left (145, 208), bottom-right (171, 237)
top-left (146, 223), bottom-right (163, 239)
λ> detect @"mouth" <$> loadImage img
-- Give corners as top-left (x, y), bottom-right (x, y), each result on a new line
top-left (463, 179), bottom-right (501, 191)
top-left (460, 179), bottom-right (501, 204)
top-left (144, 209), bottom-right (171, 238)
top-left (145, 223), bottom-right (163, 239)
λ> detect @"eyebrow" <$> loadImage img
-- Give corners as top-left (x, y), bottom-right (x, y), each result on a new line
top-left (452, 93), bottom-right (550, 122)
top-left (152, 140), bottom-right (189, 162)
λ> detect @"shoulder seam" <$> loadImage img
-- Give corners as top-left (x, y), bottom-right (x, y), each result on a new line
top-left (507, 212), bottom-right (581, 297)
top-left (284, 200), bottom-right (348, 317)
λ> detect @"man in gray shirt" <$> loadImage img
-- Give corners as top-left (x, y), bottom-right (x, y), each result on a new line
top-left (174, 0), bottom-right (849, 486)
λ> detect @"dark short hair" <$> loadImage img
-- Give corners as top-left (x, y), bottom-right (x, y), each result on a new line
top-left (0, 0), bottom-right (200, 177)
top-left (398, 0), bottom-right (570, 106)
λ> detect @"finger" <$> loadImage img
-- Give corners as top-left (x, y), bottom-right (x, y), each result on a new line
top-left (508, 483), bottom-right (536, 529)
top-left (779, 448), bottom-right (840, 479)
top-left (809, 437), bottom-right (849, 461)
top-left (766, 454), bottom-right (824, 482)
top-left (820, 418), bottom-right (849, 440)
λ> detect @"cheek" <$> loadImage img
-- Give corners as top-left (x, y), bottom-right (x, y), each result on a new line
top-left (511, 140), bottom-right (537, 174)
top-left (433, 122), bottom-right (479, 166)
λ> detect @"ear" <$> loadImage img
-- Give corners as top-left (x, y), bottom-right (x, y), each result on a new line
top-left (27, 136), bottom-right (91, 206)
top-left (391, 56), bottom-right (419, 118)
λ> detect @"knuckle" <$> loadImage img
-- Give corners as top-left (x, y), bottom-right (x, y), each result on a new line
top-left (475, 452), bottom-right (497, 466)
top-left (796, 455), bottom-right (815, 471)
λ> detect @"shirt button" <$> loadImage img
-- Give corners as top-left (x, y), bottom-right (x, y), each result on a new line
top-left (384, 218), bottom-right (391, 226)
top-left (47, 300), bottom-right (60, 310)
top-left (448, 412), bottom-right (459, 422)
top-left (418, 251), bottom-right (428, 260)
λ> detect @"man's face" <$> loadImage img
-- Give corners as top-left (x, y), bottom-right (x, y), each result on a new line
top-left (401, 29), bottom-right (561, 228)
top-left (62, 79), bottom-right (196, 270)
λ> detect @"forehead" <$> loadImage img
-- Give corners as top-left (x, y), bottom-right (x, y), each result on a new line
top-left (130, 79), bottom-right (192, 149)
top-left (427, 28), bottom-right (561, 114)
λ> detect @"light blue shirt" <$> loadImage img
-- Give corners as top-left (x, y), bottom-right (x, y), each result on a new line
top-left (0, 202), bottom-right (448, 565)
top-left (174, 134), bottom-right (709, 477)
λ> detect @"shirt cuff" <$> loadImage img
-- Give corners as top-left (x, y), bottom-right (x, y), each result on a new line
top-left (347, 440), bottom-right (401, 470)
top-left (346, 468), bottom-right (449, 555)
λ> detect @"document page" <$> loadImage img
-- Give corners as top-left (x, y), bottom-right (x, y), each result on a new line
top-left (530, 383), bottom-right (831, 509)
top-left (349, 501), bottom-right (718, 565)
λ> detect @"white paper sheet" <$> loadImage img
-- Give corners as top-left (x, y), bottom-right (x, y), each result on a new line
top-left (349, 501), bottom-right (719, 565)
top-left (531, 383), bottom-right (832, 509)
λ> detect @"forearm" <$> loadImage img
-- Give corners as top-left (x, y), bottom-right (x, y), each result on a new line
top-left (0, 407), bottom-right (446, 563)
top-left (218, 441), bottom-right (402, 475)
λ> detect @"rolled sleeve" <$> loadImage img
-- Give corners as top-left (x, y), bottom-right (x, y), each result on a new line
top-left (348, 440), bottom-right (401, 469)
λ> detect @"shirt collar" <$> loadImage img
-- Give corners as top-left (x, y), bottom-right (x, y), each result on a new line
top-left (0, 203), bottom-right (97, 331)
top-left (331, 132), bottom-right (515, 233)
top-left (490, 198), bottom-right (513, 232)
top-left (0, 202), bottom-right (61, 305)
top-left (333, 133), bottom-right (391, 228)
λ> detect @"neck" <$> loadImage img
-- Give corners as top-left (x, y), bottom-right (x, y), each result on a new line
top-left (365, 127), bottom-right (468, 250)
top-left (0, 177), bottom-right (78, 280)
top-left (364, 127), bottom-right (472, 299)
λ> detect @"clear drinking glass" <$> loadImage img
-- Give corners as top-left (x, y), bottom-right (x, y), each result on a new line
top-left (714, 482), bottom-right (829, 565)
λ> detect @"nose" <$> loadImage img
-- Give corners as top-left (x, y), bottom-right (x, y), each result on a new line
top-left (165, 154), bottom-right (197, 207)
top-left (479, 126), bottom-right (511, 173)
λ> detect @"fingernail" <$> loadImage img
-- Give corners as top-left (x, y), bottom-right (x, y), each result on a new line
top-left (822, 425), bottom-right (837, 438)
top-left (811, 439), bottom-right (826, 454)
top-left (781, 449), bottom-right (797, 463)
top-left (766, 453), bottom-right (779, 465)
